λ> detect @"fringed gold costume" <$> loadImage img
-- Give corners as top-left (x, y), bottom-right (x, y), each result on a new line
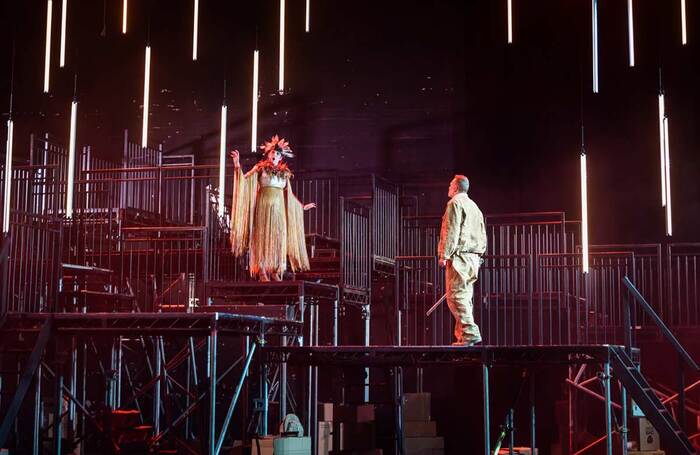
top-left (229, 163), bottom-right (310, 279)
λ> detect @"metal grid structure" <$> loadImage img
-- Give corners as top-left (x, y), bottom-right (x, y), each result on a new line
top-left (0, 129), bottom-right (698, 454)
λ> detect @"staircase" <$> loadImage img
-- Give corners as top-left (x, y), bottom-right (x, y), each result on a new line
top-left (609, 346), bottom-right (696, 455)
top-left (295, 234), bottom-right (342, 284)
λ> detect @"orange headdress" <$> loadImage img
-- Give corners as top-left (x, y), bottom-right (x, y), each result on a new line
top-left (260, 135), bottom-right (294, 158)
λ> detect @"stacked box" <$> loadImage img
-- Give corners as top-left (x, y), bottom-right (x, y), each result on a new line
top-left (317, 402), bottom-right (380, 454)
top-left (402, 393), bottom-right (444, 455)
top-left (273, 436), bottom-right (311, 455)
top-left (251, 436), bottom-right (275, 455)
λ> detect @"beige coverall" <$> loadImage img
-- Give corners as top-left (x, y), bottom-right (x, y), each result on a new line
top-left (437, 192), bottom-right (487, 344)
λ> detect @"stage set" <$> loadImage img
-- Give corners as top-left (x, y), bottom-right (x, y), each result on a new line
top-left (1, 1), bottom-right (699, 455)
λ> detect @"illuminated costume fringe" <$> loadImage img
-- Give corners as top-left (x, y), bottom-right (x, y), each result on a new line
top-left (230, 166), bottom-right (310, 278)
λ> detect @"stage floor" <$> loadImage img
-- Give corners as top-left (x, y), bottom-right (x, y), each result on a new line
top-left (0, 311), bottom-right (303, 337)
top-left (262, 344), bottom-right (630, 367)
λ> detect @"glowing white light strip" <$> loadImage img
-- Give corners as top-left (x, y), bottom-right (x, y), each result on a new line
top-left (122, 0), bottom-right (127, 34)
top-left (193, 0), bottom-right (199, 61)
top-left (251, 50), bottom-right (259, 153)
top-left (507, 0), bottom-right (513, 44)
top-left (592, 0), bottom-right (599, 93)
top-left (658, 93), bottom-right (666, 206)
top-left (681, 0), bottom-right (688, 45)
top-left (44, 0), bottom-right (53, 93)
top-left (305, 0), bottom-right (310, 32)
top-left (142, 45), bottom-right (151, 148)
top-left (59, 0), bottom-right (67, 67)
top-left (663, 117), bottom-right (672, 236)
top-left (3, 120), bottom-right (14, 233)
top-left (580, 152), bottom-right (589, 274)
top-left (627, 0), bottom-right (635, 67)
top-left (279, 0), bottom-right (286, 93)
top-left (218, 104), bottom-right (227, 217)
top-left (66, 101), bottom-right (77, 218)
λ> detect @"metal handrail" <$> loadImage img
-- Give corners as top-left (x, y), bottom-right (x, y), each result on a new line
top-left (622, 276), bottom-right (699, 371)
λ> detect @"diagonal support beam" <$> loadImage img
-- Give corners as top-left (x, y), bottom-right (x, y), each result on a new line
top-left (215, 342), bottom-right (257, 455)
top-left (0, 316), bottom-right (53, 447)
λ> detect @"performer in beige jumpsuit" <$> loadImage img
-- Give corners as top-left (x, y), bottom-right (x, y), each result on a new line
top-left (437, 175), bottom-right (487, 346)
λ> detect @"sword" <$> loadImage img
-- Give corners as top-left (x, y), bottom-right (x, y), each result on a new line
top-left (426, 293), bottom-right (447, 317)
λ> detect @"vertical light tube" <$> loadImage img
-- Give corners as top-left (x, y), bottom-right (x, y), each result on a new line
top-left (251, 50), bottom-right (260, 153)
top-left (142, 45), bottom-right (152, 148)
top-left (580, 153), bottom-right (589, 274)
top-left (681, 0), bottom-right (688, 45)
top-left (658, 93), bottom-right (667, 206)
top-left (3, 120), bottom-right (14, 233)
top-left (66, 101), bottom-right (77, 219)
top-left (663, 118), bottom-right (672, 236)
top-left (627, 0), bottom-right (635, 67)
top-left (279, 0), bottom-right (286, 93)
top-left (59, 0), bottom-right (67, 67)
top-left (592, 0), bottom-right (599, 93)
top-left (305, 0), bottom-right (310, 32)
top-left (122, 0), bottom-right (128, 34)
top-left (218, 104), bottom-right (227, 217)
top-left (193, 0), bottom-right (199, 61)
top-left (44, 0), bottom-right (53, 93)
top-left (507, 0), bottom-right (513, 44)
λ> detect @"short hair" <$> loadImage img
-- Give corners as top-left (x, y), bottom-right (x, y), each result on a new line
top-left (453, 174), bottom-right (470, 193)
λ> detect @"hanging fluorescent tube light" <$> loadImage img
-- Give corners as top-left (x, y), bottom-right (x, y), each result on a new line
top-left (627, 0), bottom-right (635, 67)
top-left (305, 0), bottom-right (310, 32)
top-left (59, 0), bottom-right (67, 67)
top-left (193, 0), bottom-right (199, 61)
top-left (251, 50), bottom-right (259, 153)
top-left (580, 152), bottom-right (589, 274)
top-left (122, 0), bottom-right (128, 34)
top-left (681, 0), bottom-right (688, 45)
top-left (3, 119), bottom-right (14, 233)
top-left (218, 104), bottom-right (227, 217)
top-left (663, 117), bottom-right (672, 236)
top-left (142, 45), bottom-right (152, 148)
top-left (507, 0), bottom-right (513, 44)
top-left (44, 0), bottom-right (53, 93)
top-left (658, 93), bottom-right (666, 206)
top-left (279, 0), bottom-right (286, 93)
top-left (66, 100), bottom-right (77, 218)
top-left (592, 0), bottom-right (599, 93)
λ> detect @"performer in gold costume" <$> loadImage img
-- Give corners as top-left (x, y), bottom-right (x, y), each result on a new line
top-left (229, 135), bottom-right (315, 281)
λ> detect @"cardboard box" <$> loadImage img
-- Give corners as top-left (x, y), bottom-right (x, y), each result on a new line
top-left (319, 402), bottom-right (334, 421)
top-left (333, 422), bottom-right (376, 451)
top-left (403, 393), bottom-right (432, 422)
top-left (318, 421), bottom-right (333, 455)
top-left (273, 436), bottom-right (311, 454)
top-left (639, 417), bottom-right (660, 451)
top-left (404, 421), bottom-right (437, 437)
top-left (628, 452), bottom-right (664, 455)
top-left (320, 403), bottom-right (376, 423)
top-left (356, 404), bottom-right (376, 422)
top-left (251, 436), bottom-right (274, 455)
top-left (403, 436), bottom-right (444, 454)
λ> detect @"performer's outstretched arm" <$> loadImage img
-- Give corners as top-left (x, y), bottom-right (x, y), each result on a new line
top-left (229, 150), bottom-right (258, 256)
top-left (285, 182), bottom-right (311, 272)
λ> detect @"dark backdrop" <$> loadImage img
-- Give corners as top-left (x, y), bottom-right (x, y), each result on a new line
top-left (0, 0), bottom-right (698, 242)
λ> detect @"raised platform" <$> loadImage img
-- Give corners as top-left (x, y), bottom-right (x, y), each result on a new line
top-left (0, 311), bottom-right (302, 337)
top-left (206, 280), bottom-right (339, 305)
top-left (262, 344), bottom-right (628, 367)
